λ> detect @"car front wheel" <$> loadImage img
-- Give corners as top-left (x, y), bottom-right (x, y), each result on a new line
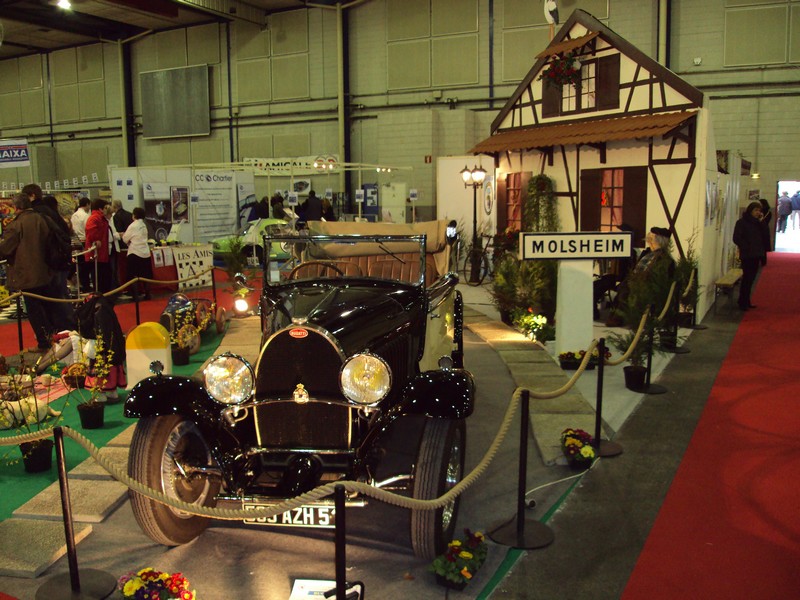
top-left (410, 418), bottom-right (465, 559)
top-left (128, 415), bottom-right (220, 546)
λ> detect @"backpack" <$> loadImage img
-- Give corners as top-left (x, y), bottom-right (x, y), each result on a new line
top-left (41, 214), bottom-right (73, 271)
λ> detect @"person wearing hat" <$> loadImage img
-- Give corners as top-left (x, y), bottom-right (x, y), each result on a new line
top-left (605, 226), bottom-right (674, 326)
top-left (733, 201), bottom-right (767, 310)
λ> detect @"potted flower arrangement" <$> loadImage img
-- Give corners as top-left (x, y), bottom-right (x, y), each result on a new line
top-left (1, 355), bottom-right (66, 473)
top-left (73, 338), bottom-right (114, 429)
top-left (557, 347), bottom-right (612, 370)
top-left (117, 567), bottom-right (196, 599)
top-left (560, 428), bottom-right (596, 470)
top-left (512, 308), bottom-right (554, 343)
top-left (429, 529), bottom-right (488, 591)
top-left (538, 52), bottom-right (582, 87)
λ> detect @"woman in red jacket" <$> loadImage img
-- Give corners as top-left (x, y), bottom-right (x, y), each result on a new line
top-left (84, 198), bottom-right (114, 294)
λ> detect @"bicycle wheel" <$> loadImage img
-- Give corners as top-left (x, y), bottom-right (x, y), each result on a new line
top-left (461, 250), bottom-right (489, 286)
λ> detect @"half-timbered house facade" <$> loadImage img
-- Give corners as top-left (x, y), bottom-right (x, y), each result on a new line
top-left (471, 10), bottom-right (723, 317)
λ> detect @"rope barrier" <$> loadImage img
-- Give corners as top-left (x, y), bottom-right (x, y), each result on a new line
top-left (530, 339), bottom-right (600, 400)
top-left (680, 269), bottom-right (696, 301)
top-left (605, 310), bottom-right (650, 367)
top-left (656, 281), bottom-right (676, 322)
top-left (0, 387), bottom-right (525, 519)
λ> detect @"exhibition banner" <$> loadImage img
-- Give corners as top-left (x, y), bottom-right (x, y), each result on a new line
top-left (236, 171), bottom-right (257, 227)
top-left (0, 139), bottom-right (30, 169)
top-left (192, 169), bottom-right (237, 241)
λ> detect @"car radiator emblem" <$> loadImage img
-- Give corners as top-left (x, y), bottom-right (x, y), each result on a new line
top-left (289, 327), bottom-right (308, 338)
top-left (293, 384), bottom-right (310, 404)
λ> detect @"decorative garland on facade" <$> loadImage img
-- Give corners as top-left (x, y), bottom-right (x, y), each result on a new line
top-left (538, 52), bottom-right (582, 87)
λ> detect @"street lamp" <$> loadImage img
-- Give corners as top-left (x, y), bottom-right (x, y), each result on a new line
top-left (460, 164), bottom-right (487, 283)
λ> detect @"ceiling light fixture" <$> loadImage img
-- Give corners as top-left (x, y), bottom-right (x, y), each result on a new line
top-left (57, 0), bottom-right (72, 9)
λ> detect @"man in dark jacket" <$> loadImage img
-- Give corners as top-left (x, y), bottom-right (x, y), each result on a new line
top-left (0, 194), bottom-right (62, 351)
top-left (733, 202), bottom-right (767, 311)
top-left (302, 190), bottom-right (323, 222)
top-left (777, 192), bottom-right (792, 233)
top-left (111, 200), bottom-right (133, 249)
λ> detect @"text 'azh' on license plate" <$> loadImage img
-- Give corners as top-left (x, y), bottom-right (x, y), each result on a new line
top-left (243, 503), bottom-right (335, 528)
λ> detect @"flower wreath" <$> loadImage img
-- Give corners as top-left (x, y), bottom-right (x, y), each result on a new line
top-left (539, 52), bottom-right (582, 87)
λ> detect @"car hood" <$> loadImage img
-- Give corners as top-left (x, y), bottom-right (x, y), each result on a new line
top-left (262, 283), bottom-right (423, 356)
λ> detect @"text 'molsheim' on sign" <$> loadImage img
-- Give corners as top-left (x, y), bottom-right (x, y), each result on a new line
top-left (519, 231), bottom-right (634, 260)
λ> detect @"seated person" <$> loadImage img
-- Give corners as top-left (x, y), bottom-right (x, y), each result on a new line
top-left (593, 224), bottom-right (637, 320)
top-left (606, 226), bottom-right (675, 326)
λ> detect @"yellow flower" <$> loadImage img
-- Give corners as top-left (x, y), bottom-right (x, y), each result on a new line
top-left (123, 579), bottom-right (145, 596)
top-left (450, 540), bottom-right (461, 547)
top-left (460, 567), bottom-right (472, 580)
top-left (580, 445), bottom-right (595, 459)
top-left (459, 551), bottom-right (473, 560)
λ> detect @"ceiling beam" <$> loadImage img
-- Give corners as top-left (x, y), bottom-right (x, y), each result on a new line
top-left (1, 4), bottom-right (147, 41)
top-left (172, 0), bottom-right (266, 26)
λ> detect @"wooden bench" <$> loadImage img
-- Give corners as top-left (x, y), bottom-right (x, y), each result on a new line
top-left (714, 268), bottom-right (743, 313)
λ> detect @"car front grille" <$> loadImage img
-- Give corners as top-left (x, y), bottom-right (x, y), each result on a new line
top-left (253, 400), bottom-right (352, 449)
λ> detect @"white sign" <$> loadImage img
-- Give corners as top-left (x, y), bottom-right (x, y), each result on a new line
top-left (355, 189), bottom-right (364, 204)
top-left (324, 188), bottom-right (333, 200)
top-left (520, 232), bottom-right (633, 260)
top-left (288, 192), bottom-right (299, 206)
top-left (243, 154), bottom-right (340, 176)
top-left (192, 169), bottom-right (237, 241)
top-left (409, 189), bottom-right (418, 202)
top-left (173, 244), bottom-right (214, 291)
top-left (0, 138), bottom-right (30, 169)
top-left (82, 175), bottom-right (89, 185)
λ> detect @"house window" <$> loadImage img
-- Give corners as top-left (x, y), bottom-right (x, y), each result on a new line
top-left (600, 169), bottom-right (624, 230)
top-left (561, 60), bottom-right (596, 113)
top-left (505, 173), bottom-right (524, 232)
top-left (542, 53), bottom-right (619, 118)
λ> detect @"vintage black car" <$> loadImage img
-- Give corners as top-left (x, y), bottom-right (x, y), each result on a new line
top-left (124, 220), bottom-right (474, 558)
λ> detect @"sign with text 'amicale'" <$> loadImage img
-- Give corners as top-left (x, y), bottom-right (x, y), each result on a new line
top-left (519, 232), bottom-right (633, 260)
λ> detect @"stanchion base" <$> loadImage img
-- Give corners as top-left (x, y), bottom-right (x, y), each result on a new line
top-left (488, 516), bottom-right (554, 549)
top-left (598, 439), bottom-right (623, 457)
top-left (631, 383), bottom-right (668, 395)
top-left (663, 345), bottom-right (691, 355)
top-left (688, 324), bottom-right (708, 330)
top-left (36, 569), bottom-right (117, 600)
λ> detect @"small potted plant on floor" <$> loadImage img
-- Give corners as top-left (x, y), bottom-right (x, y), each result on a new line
top-left (512, 307), bottom-right (554, 344)
top-left (117, 567), bottom-right (196, 599)
top-left (429, 529), bottom-right (488, 591)
top-left (560, 428), bottom-right (596, 470)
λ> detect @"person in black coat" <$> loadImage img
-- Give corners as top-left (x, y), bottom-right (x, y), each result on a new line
top-left (733, 201), bottom-right (767, 310)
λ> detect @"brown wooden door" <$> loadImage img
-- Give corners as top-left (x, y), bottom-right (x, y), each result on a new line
top-left (580, 166), bottom-right (647, 246)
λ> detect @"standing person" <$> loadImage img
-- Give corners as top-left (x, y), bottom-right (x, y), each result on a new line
top-left (122, 207), bottom-right (153, 301)
top-left (71, 197), bottom-right (91, 291)
top-left (321, 197), bottom-right (336, 221)
top-left (85, 198), bottom-right (114, 295)
top-left (777, 192), bottom-right (792, 233)
top-left (111, 200), bottom-right (133, 249)
top-left (733, 201), bottom-right (767, 311)
top-left (302, 190), bottom-right (323, 222)
top-left (0, 194), bottom-right (60, 352)
top-left (791, 190), bottom-right (800, 230)
top-left (270, 192), bottom-right (286, 219)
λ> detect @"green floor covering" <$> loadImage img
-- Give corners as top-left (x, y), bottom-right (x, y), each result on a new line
top-left (0, 329), bottom-right (223, 523)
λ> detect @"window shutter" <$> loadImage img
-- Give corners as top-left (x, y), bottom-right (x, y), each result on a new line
top-left (541, 78), bottom-right (561, 118)
top-left (580, 169), bottom-right (603, 231)
top-left (596, 54), bottom-right (620, 111)
top-left (622, 166), bottom-right (648, 247)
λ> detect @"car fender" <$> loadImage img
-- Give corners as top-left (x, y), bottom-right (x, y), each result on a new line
top-left (399, 369), bottom-right (475, 419)
top-left (124, 375), bottom-right (220, 424)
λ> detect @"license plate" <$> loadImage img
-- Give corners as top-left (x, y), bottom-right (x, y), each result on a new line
top-left (243, 503), bottom-right (335, 528)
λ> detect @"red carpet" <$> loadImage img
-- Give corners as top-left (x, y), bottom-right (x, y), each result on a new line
top-left (623, 253), bottom-right (800, 598)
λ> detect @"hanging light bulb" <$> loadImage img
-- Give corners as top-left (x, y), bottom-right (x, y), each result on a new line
top-left (57, 0), bottom-right (72, 9)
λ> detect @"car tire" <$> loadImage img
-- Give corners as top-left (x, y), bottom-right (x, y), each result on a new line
top-left (128, 415), bottom-right (220, 546)
top-left (410, 418), bottom-right (465, 559)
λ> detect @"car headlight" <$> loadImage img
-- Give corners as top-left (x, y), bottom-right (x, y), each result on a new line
top-left (203, 353), bottom-right (254, 405)
top-left (340, 353), bottom-right (391, 405)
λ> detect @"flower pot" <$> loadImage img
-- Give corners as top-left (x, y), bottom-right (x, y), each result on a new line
top-left (172, 347), bottom-right (190, 366)
top-left (77, 402), bottom-right (105, 429)
top-left (559, 359), bottom-right (580, 370)
top-left (63, 375), bottom-right (86, 389)
top-left (568, 459), bottom-right (592, 471)
top-left (435, 574), bottom-right (468, 591)
top-left (677, 311), bottom-right (694, 328)
top-left (19, 439), bottom-right (54, 473)
top-left (623, 365), bottom-right (647, 391)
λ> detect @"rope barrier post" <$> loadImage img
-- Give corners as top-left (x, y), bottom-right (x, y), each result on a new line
top-left (211, 267), bottom-right (217, 306)
top-left (334, 484), bottom-right (347, 600)
top-left (639, 312), bottom-right (667, 395)
top-left (15, 295), bottom-right (23, 353)
top-left (134, 280), bottom-right (141, 326)
top-left (688, 267), bottom-right (708, 330)
top-left (488, 389), bottom-right (554, 549)
top-left (664, 281), bottom-right (690, 355)
top-left (35, 427), bottom-right (116, 600)
top-left (594, 338), bottom-right (622, 457)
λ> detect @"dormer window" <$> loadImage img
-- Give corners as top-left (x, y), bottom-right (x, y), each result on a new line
top-left (542, 53), bottom-right (620, 118)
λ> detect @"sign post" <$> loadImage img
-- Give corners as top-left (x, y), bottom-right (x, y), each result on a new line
top-left (519, 231), bottom-right (633, 356)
